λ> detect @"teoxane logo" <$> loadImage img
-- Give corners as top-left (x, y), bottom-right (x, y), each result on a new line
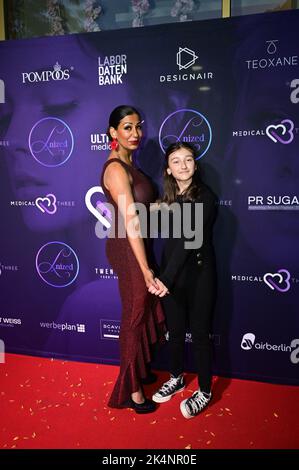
top-left (29, 117), bottom-right (74, 167)
top-left (159, 109), bottom-right (212, 160)
top-left (0, 79), bottom-right (5, 104)
top-left (246, 40), bottom-right (298, 70)
top-left (36, 241), bottom-right (79, 288)
top-left (241, 333), bottom-right (255, 350)
top-left (22, 62), bottom-right (71, 84)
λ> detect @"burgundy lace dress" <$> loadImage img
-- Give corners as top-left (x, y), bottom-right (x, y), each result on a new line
top-left (101, 158), bottom-right (165, 408)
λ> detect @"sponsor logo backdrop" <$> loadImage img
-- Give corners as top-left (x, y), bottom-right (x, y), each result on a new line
top-left (0, 10), bottom-right (298, 384)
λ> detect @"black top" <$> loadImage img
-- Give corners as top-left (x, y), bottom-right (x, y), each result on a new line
top-left (159, 183), bottom-right (217, 290)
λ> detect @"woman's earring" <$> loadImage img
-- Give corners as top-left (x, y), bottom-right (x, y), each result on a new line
top-left (111, 138), bottom-right (119, 151)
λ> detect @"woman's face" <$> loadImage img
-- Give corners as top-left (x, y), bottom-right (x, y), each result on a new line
top-left (110, 113), bottom-right (142, 154)
top-left (166, 147), bottom-right (196, 184)
top-left (0, 38), bottom-right (129, 232)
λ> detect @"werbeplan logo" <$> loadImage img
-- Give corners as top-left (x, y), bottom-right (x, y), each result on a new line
top-left (0, 262), bottom-right (19, 276)
top-left (98, 54), bottom-right (127, 86)
top-left (245, 40), bottom-right (298, 70)
top-left (290, 78), bottom-right (299, 103)
top-left (241, 333), bottom-right (299, 364)
top-left (0, 78), bottom-right (5, 103)
top-left (160, 47), bottom-right (213, 83)
top-left (0, 316), bottom-right (22, 328)
top-left (29, 117), bottom-right (74, 167)
top-left (248, 195), bottom-right (299, 211)
top-left (22, 62), bottom-right (72, 84)
top-left (263, 269), bottom-right (291, 293)
top-left (100, 319), bottom-right (120, 340)
top-left (90, 132), bottom-right (111, 151)
top-left (95, 266), bottom-right (118, 280)
top-left (40, 321), bottom-right (86, 333)
top-left (35, 241), bottom-right (79, 288)
top-left (159, 109), bottom-right (212, 160)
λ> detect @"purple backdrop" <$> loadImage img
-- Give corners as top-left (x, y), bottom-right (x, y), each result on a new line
top-left (0, 9), bottom-right (298, 384)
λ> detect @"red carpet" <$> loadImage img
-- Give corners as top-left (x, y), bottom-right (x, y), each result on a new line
top-left (0, 353), bottom-right (298, 449)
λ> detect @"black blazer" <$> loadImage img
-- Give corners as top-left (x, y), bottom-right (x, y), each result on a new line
top-left (159, 184), bottom-right (217, 290)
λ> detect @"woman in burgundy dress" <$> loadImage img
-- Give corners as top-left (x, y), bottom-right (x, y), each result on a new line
top-left (101, 105), bottom-right (167, 414)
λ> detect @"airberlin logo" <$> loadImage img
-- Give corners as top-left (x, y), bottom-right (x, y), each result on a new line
top-left (241, 333), bottom-right (299, 364)
top-left (22, 62), bottom-right (72, 83)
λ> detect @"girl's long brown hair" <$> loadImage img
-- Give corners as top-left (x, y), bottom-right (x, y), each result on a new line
top-left (162, 142), bottom-right (202, 204)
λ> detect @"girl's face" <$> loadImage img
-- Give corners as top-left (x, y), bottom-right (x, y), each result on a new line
top-left (110, 113), bottom-right (142, 153)
top-left (166, 147), bottom-right (196, 183)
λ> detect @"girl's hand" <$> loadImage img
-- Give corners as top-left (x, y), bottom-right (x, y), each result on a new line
top-left (148, 278), bottom-right (169, 297)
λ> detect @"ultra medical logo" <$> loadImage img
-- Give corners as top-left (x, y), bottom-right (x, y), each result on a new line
top-left (246, 40), bottom-right (298, 70)
top-left (98, 54), bottom-right (127, 86)
top-left (90, 132), bottom-right (111, 151)
top-left (160, 47), bottom-right (213, 83)
top-left (159, 109), bottom-right (212, 160)
top-left (22, 62), bottom-right (71, 83)
top-left (36, 241), bottom-right (79, 288)
top-left (29, 117), bottom-right (74, 167)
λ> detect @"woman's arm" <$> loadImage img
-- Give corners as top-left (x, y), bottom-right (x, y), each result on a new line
top-left (104, 162), bottom-right (159, 290)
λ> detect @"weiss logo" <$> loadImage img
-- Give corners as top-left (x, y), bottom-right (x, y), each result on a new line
top-left (177, 47), bottom-right (198, 70)
top-left (22, 62), bottom-right (71, 84)
top-left (0, 79), bottom-right (5, 103)
top-left (241, 333), bottom-right (255, 350)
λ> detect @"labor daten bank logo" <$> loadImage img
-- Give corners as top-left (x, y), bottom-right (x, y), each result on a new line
top-left (159, 108), bottom-right (212, 160)
top-left (35, 241), bottom-right (79, 287)
top-left (29, 117), bottom-right (74, 167)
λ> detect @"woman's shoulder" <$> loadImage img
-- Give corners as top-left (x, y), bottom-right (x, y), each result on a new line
top-left (197, 183), bottom-right (218, 204)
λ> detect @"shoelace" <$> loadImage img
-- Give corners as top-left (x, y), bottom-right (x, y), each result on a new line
top-left (186, 391), bottom-right (210, 414)
top-left (159, 376), bottom-right (181, 395)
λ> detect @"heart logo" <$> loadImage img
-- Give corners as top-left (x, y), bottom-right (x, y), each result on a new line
top-left (263, 269), bottom-right (291, 293)
top-left (266, 119), bottom-right (294, 144)
top-left (85, 186), bottom-right (111, 229)
top-left (35, 194), bottom-right (57, 214)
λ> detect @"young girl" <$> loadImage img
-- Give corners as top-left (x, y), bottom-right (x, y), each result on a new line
top-left (150, 142), bottom-right (217, 419)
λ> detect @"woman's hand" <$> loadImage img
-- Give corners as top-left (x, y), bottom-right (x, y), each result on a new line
top-left (148, 277), bottom-right (169, 297)
top-left (142, 268), bottom-right (160, 291)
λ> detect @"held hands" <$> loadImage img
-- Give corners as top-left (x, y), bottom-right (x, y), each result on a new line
top-left (148, 276), bottom-right (169, 298)
top-left (142, 268), bottom-right (169, 297)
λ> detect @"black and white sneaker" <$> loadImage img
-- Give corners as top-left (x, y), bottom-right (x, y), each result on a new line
top-left (152, 374), bottom-right (185, 403)
top-left (180, 390), bottom-right (212, 419)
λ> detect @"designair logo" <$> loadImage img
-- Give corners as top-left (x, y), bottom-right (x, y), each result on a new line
top-left (40, 321), bottom-right (86, 333)
top-left (241, 333), bottom-right (255, 350)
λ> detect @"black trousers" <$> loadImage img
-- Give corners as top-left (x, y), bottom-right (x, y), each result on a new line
top-left (162, 263), bottom-right (216, 393)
